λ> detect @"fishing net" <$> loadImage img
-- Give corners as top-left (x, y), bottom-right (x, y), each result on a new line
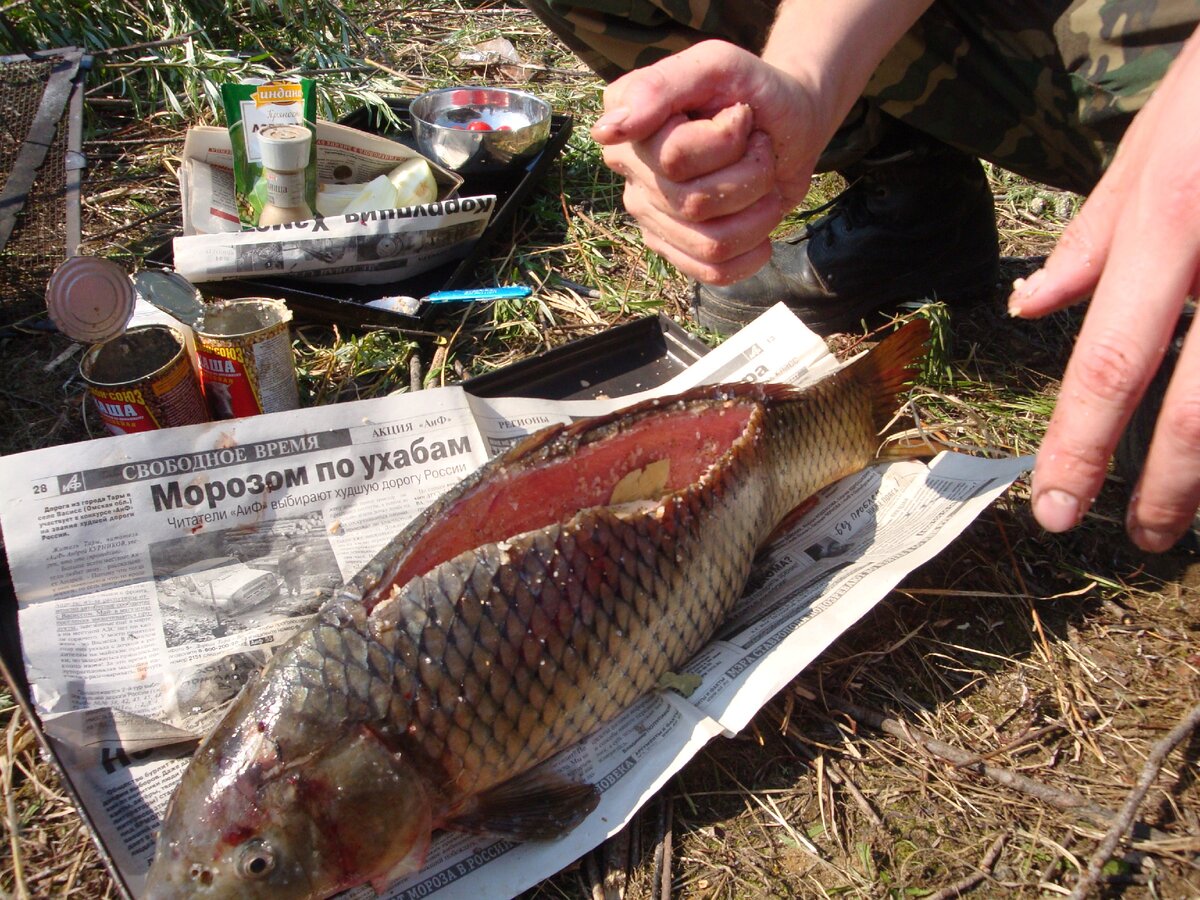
top-left (0, 48), bottom-right (86, 326)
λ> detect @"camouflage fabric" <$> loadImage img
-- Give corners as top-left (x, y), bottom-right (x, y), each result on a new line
top-left (523, 0), bottom-right (1199, 192)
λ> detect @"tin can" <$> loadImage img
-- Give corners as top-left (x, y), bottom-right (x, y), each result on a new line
top-left (80, 325), bottom-right (209, 435)
top-left (46, 256), bottom-right (136, 344)
top-left (195, 298), bottom-right (300, 419)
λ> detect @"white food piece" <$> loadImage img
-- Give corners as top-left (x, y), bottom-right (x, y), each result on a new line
top-left (315, 183), bottom-right (363, 217)
top-left (340, 175), bottom-right (399, 214)
top-left (387, 158), bottom-right (438, 207)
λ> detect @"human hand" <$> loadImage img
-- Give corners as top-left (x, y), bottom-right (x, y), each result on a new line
top-left (1008, 31), bottom-right (1200, 551)
top-left (590, 40), bottom-right (829, 284)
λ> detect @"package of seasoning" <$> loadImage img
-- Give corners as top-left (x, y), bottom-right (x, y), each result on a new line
top-left (221, 78), bottom-right (317, 227)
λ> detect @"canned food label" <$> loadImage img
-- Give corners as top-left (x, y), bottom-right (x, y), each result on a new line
top-left (81, 324), bottom-right (209, 435)
top-left (91, 386), bottom-right (157, 433)
top-left (92, 359), bottom-right (207, 433)
top-left (195, 298), bottom-right (300, 419)
top-left (198, 329), bottom-right (298, 418)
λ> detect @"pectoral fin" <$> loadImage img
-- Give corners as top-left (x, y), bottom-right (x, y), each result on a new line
top-left (657, 670), bottom-right (702, 697)
top-left (443, 764), bottom-right (600, 840)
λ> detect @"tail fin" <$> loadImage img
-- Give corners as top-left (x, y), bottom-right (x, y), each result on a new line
top-left (841, 318), bottom-right (932, 455)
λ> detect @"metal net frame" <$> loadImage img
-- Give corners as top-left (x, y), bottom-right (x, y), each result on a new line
top-left (0, 48), bottom-right (86, 326)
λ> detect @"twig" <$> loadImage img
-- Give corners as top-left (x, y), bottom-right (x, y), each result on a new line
top-left (585, 847), bottom-right (604, 900)
top-left (650, 794), bottom-right (673, 900)
top-left (5, 711), bottom-right (30, 900)
top-left (362, 56), bottom-right (426, 89)
top-left (0, 386), bottom-right (60, 415)
top-left (924, 832), bottom-right (1009, 900)
top-left (62, 844), bottom-right (89, 894)
top-left (1068, 701), bottom-right (1200, 900)
top-left (952, 722), bottom-right (1066, 769)
top-left (824, 756), bottom-right (884, 827)
top-left (771, 702), bottom-right (885, 828)
top-left (409, 351), bottom-right (423, 393)
top-left (813, 689), bottom-right (1170, 838)
top-left (427, 344), bottom-right (448, 386)
top-left (602, 824), bottom-right (630, 899)
top-left (91, 31), bottom-right (199, 56)
top-left (79, 205), bottom-right (179, 245)
top-left (87, 136), bottom-right (184, 147)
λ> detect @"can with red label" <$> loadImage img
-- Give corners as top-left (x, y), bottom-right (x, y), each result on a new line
top-left (195, 298), bottom-right (300, 419)
top-left (80, 325), bottom-right (210, 435)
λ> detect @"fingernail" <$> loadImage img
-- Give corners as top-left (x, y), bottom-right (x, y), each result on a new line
top-left (1129, 524), bottom-right (1179, 553)
top-left (1007, 269), bottom-right (1045, 316)
top-left (1007, 278), bottom-right (1026, 316)
top-left (1034, 489), bottom-right (1081, 532)
top-left (594, 107), bottom-right (629, 133)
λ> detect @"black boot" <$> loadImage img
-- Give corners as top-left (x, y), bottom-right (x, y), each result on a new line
top-left (692, 126), bottom-right (1000, 336)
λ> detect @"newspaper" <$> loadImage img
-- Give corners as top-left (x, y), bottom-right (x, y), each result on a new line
top-left (172, 120), bottom-right (491, 286)
top-left (0, 305), bottom-right (1031, 899)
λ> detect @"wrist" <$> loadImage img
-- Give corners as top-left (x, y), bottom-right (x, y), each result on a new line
top-left (760, 0), bottom-right (933, 141)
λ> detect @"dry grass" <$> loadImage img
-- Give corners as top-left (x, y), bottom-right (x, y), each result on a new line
top-left (3, 3), bottom-right (1200, 898)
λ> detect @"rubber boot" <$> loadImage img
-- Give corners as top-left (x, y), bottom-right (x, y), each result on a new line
top-left (692, 125), bottom-right (1000, 336)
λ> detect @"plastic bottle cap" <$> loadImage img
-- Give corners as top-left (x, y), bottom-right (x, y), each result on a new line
top-left (45, 257), bottom-right (136, 343)
top-left (258, 124), bottom-right (312, 172)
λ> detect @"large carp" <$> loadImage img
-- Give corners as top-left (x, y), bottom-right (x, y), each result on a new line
top-left (146, 319), bottom-right (930, 899)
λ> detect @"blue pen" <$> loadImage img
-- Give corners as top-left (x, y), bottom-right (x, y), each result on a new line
top-left (424, 286), bottom-right (533, 304)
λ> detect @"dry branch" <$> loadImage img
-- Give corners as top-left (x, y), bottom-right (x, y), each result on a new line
top-left (650, 795), bottom-right (673, 900)
top-left (1068, 701), bottom-right (1200, 899)
top-left (924, 832), bottom-right (1008, 900)
top-left (810, 687), bottom-right (1168, 837)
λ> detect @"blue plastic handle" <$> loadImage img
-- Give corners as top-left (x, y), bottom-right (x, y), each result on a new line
top-left (424, 286), bottom-right (533, 304)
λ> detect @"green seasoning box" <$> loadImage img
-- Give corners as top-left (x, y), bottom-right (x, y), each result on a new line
top-left (221, 78), bottom-right (317, 226)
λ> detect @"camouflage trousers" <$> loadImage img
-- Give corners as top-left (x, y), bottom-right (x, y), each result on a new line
top-left (522, 0), bottom-right (1200, 193)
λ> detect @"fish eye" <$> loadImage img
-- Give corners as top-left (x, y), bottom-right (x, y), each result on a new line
top-left (236, 839), bottom-right (276, 879)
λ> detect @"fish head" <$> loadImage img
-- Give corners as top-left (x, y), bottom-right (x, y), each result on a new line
top-left (146, 708), bottom-right (435, 900)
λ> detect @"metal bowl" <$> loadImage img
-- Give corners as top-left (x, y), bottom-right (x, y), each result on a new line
top-left (410, 87), bottom-right (551, 175)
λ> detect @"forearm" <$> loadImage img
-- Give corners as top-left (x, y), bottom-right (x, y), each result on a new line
top-left (761, 0), bottom-right (933, 137)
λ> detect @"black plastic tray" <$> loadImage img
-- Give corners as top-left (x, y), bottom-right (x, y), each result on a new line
top-left (146, 97), bottom-right (574, 329)
top-left (465, 314), bottom-right (710, 400)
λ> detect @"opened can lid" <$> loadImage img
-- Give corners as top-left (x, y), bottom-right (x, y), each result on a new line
top-left (131, 270), bottom-right (206, 328)
top-left (46, 256), bottom-right (136, 343)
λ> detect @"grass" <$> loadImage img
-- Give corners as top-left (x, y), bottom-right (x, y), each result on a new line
top-left (3, 2), bottom-right (1200, 898)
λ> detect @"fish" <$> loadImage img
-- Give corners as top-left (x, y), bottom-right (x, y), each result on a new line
top-left (145, 318), bottom-right (930, 899)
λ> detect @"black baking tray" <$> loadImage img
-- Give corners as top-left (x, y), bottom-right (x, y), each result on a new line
top-left (145, 97), bottom-right (574, 329)
top-left (465, 314), bottom-right (710, 400)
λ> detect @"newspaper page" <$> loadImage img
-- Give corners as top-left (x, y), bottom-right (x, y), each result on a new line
top-left (171, 196), bottom-right (496, 286)
top-left (0, 305), bottom-right (1031, 898)
top-left (173, 120), bottom-right (489, 286)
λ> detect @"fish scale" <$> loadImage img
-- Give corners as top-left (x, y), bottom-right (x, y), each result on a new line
top-left (145, 319), bottom-right (930, 900)
top-left (352, 426), bottom-right (773, 800)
